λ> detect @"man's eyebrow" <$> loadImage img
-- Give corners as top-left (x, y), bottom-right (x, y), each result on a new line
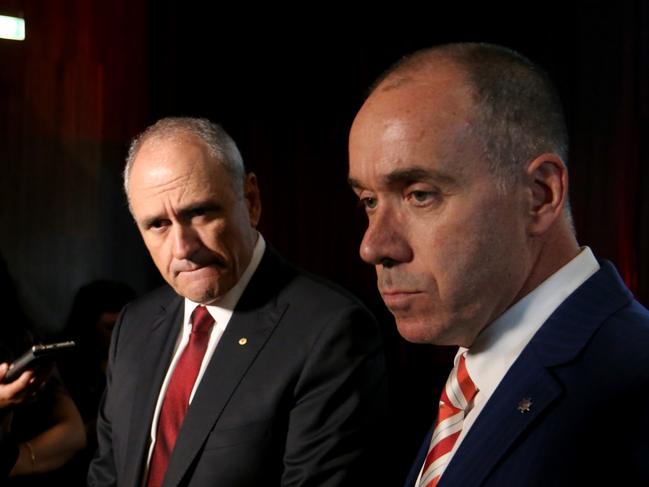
top-left (347, 167), bottom-right (456, 191)
top-left (176, 201), bottom-right (221, 217)
top-left (137, 200), bottom-right (222, 228)
top-left (384, 167), bottom-right (456, 186)
top-left (347, 177), bottom-right (364, 190)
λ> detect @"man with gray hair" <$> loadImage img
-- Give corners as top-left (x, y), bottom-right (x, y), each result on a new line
top-left (89, 117), bottom-right (386, 486)
top-left (348, 43), bottom-right (649, 486)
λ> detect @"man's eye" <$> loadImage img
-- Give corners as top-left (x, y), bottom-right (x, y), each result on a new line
top-left (190, 208), bottom-right (206, 217)
top-left (407, 190), bottom-right (439, 206)
top-left (360, 197), bottom-right (378, 210)
top-left (148, 220), bottom-right (169, 231)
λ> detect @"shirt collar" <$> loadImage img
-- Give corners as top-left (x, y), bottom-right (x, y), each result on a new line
top-left (183, 233), bottom-right (266, 325)
top-left (463, 246), bottom-right (600, 398)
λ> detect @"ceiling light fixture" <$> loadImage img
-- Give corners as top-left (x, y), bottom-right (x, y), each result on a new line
top-left (0, 14), bottom-right (25, 41)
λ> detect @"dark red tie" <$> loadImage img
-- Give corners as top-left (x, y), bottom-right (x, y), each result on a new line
top-left (146, 305), bottom-right (214, 487)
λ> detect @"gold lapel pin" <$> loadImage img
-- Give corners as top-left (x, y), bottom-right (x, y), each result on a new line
top-left (517, 397), bottom-right (532, 413)
top-left (238, 337), bottom-right (248, 346)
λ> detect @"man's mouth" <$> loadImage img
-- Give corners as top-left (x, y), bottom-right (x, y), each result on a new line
top-left (380, 289), bottom-right (422, 309)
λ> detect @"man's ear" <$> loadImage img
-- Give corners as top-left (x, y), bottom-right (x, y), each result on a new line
top-left (243, 172), bottom-right (262, 227)
top-left (525, 153), bottom-right (568, 236)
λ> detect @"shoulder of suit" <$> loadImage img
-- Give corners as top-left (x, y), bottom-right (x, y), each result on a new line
top-left (596, 297), bottom-right (649, 347)
top-left (280, 268), bottom-right (375, 321)
top-left (259, 245), bottom-right (372, 310)
top-left (122, 284), bottom-right (179, 315)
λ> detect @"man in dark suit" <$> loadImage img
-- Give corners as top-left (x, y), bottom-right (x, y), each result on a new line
top-left (88, 117), bottom-right (386, 486)
top-left (347, 42), bottom-right (649, 486)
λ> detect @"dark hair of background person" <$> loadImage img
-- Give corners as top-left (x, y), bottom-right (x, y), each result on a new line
top-left (55, 280), bottom-right (136, 485)
top-left (58, 280), bottom-right (136, 422)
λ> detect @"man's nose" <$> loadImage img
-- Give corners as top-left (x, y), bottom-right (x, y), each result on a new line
top-left (359, 208), bottom-right (412, 267)
top-left (171, 224), bottom-right (200, 260)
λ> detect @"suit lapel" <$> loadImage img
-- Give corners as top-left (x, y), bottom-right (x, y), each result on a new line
top-left (161, 248), bottom-right (290, 487)
top-left (404, 360), bottom-right (563, 487)
top-left (402, 428), bottom-right (433, 487)
top-left (438, 261), bottom-right (632, 486)
top-left (439, 354), bottom-right (561, 486)
top-left (123, 295), bottom-right (184, 487)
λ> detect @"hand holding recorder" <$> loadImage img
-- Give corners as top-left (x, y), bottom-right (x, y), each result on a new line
top-left (2, 341), bottom-right (75, 384)
top-left (0, 342), bottom-right (75, 409)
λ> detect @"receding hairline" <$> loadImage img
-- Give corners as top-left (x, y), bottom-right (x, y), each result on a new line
top-left (367, 43), bottom-right (553, 115)
top-left (362, 50), bottom-right (479, 128)
top-left (131, 129), bottom-right (217, 166)
top-left (369, 47), bottom-right (469, 95)
top-left (123, 117), bottom-right (246, 199)
top-left (125, 130), bottom-right (221, 195)
top-left (127, 125), bottom-right (221, 175)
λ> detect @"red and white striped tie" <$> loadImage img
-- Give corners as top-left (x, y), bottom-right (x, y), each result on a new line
top-left (418, 353), bottom-right (478, 487)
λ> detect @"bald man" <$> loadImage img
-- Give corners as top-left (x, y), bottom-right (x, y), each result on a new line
top-left (348, 43), bottom-right (649, 486)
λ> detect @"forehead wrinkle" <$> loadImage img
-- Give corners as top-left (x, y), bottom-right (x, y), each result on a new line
top-left (143, 170), bottom-right (189, 194)
top-left (135, 140), bottom-right (213, 198)
top-left (383, 166), bottom-right (457, 187)
top-left (134, 171), bottom-right (193, 216)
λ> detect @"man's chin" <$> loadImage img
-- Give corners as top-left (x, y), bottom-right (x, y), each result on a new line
top-left (173, 279), bottom-right (228, 304)
top-left (394, 315), bottom-right (450, 345)
top-left (186, 290), bottom-right (218, 305)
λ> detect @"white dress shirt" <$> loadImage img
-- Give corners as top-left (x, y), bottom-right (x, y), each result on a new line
top-left (144, 234), bottom-right (266, 475)
top-left (416, 247), bottom-right (599, 486)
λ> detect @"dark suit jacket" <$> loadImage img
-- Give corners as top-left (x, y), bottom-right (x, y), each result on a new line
top-left (404, 261), bottom-right (649, 486)
top-left (88, 248), bottom-right (387, 487)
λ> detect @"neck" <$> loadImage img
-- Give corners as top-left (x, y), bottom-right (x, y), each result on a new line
top-left (515, 221), bottom-right (580, 304)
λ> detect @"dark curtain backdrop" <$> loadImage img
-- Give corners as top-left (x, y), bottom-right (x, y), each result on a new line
top-left (1, 1), bottom-right (647, 483)
top-left (0, 0), bottom-right (151, 336)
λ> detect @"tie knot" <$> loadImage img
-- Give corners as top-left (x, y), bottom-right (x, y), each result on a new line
top-left (191, 305), bottom-right (214, 335)
top-left (454, 353), bottom-right (478, 406)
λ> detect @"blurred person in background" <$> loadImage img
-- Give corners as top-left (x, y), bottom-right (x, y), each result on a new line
top-left (56, 280), bottom-right (136, 484)
top-left (0, 252), bottom-right (86, 485)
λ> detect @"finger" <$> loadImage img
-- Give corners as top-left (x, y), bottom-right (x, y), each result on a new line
top-left (32, 366), bottom-right (52, 384)
top-left (23, 373), bottom-right (47, 396)
top-left (0, 369), bottom-right (34, 406)
top-left (7, 370), bottom-right (35, 395)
